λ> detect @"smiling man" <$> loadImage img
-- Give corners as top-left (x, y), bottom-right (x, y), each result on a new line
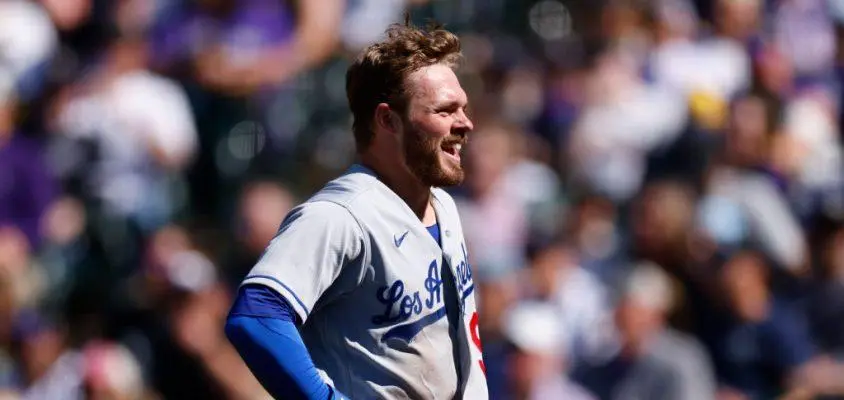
top-left (224, 20), bottom-right (488, 400)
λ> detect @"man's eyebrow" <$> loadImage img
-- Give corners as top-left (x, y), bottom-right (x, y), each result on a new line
top-left (434, 99), bottom-right (468, 110)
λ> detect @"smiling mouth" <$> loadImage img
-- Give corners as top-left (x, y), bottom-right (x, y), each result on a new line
top-left (440, 142), bottom-right (463, 161)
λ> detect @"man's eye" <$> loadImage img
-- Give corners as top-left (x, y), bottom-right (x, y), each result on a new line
top-left (438, 111), bottom-right (451, 117)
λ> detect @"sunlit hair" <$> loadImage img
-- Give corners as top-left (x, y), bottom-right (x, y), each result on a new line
top-left (346, 17), bottom-right (462, 151)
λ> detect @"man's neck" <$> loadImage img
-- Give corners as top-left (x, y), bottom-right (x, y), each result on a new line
top-left (387, 174), bottom-right (431, 220)
top-left (359, 156), bottom-right (431, 220)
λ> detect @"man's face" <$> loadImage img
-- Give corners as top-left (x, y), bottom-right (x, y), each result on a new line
top-left (721, 253), bottom-right (769, 321)
top-left (399, 64), bottom-right (473, 187)
top-left (614, 300), bottom-right (662, 347)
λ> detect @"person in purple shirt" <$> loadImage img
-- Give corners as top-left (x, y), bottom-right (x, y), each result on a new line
top-left (151, 0), bottom-right (344, 96)
top-left (0, 88), bottom-right (56, 250)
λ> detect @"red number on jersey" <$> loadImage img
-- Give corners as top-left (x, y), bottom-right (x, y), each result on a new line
top-left (469, 312), bottom-right (485, 374)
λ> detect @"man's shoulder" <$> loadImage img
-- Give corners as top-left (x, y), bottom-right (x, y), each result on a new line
top-left (648, 329), bottom-right (710, 368)
top-left (308, 164), bottom-right (381, 209)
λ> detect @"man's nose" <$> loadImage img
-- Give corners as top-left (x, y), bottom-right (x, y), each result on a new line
top-left (455, 109), bottom-right (473, 133)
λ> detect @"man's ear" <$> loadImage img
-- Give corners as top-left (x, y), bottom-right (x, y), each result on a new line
top-left (374, 103), bottom-right (400, 136)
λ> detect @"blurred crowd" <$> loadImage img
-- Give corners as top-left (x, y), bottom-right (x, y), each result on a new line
top-left (3, 0), bottom-right (844, 399)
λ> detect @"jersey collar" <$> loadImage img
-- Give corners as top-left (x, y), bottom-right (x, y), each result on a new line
top-left (347, 163), bottom-right (453, 254)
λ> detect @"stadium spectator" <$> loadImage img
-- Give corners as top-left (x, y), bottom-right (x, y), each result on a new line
top-left (707, 250), bottom-right (844, 399)
top-left (520, 242), bottom-right (617, 369)
top-left (224, 179), bottom-right (295, 289)
top-left (501, 301), bottom-right (596, 400)
top-left (0, 78), bottom-right (57, 250)
top-left (572, 262), bottom-right (717, 400)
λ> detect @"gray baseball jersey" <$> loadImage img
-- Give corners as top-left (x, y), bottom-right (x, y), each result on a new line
top-left (242, 164), bottom-right (489, 399)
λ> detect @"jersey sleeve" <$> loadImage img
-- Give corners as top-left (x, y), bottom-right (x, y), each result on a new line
top-left (241, 201), bottom-right (366, 323)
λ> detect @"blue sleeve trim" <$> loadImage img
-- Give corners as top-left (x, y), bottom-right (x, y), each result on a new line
top-left (225, 315), bottom-right (335, 400)
top-left (244, 274), bottom-right (311, 316)
top-left (230, 285), bottom-right (299, 323)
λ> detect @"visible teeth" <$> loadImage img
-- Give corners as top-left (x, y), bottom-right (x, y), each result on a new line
top-left (453, 144), bottom-right (462, 153)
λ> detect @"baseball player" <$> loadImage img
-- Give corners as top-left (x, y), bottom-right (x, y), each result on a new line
top-left (225, 20), bottom-right (488, 399)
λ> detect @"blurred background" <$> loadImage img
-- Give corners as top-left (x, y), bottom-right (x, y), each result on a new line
top-left (3, 0), bottom-right (844, 399)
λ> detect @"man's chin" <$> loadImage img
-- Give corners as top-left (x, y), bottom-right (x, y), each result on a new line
top-left (407, 157), bottom-right (464, 187)
top-left (433, 176), bottom-right (464, 187)
top-left (426, 167), bottom-right (464, 187)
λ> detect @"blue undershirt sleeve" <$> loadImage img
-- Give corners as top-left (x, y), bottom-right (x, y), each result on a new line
top-left (225, 285), bottom-right (347, 400)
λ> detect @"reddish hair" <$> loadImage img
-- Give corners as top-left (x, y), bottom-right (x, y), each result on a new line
top-left (346, 19), bottom-right (462, 151)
